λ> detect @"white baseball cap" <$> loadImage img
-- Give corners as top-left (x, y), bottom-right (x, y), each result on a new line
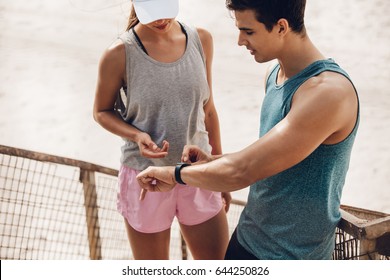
top-left (133, 0), bottom-right (179, 24)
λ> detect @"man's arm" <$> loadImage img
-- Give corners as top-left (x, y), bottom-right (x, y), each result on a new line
top-left (138, 72), bottom-right (358, 193)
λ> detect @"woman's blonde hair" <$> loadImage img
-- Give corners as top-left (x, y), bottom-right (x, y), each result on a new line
top-left (126, 5), bottom-right (139, 31)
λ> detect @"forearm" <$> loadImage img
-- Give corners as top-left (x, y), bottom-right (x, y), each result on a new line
top-left (178, 136), bottom-right (283, 192)
top-left (138, 131), bottom-right (294, 194)
top-left (179, 152), bottom-right (251, 192)
top-left (205, 111), bottom-right (222, 155)
top-left (94, 110), bottom-right (142, 142)
top-left (181, 122), bottom-right (319, 193)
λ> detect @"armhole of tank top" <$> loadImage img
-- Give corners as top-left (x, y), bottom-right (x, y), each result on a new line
top-left (331, 68), bottom-right (360, 138)
top-left (117, 34), bottom-right (130, 100)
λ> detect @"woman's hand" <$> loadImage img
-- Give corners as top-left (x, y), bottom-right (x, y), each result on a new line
top-left (222, 192), bottom-right (232, 213)
top-left (136, 132), bottom-right (169, 158)
top-left (181, 145), bottom-right (212, 164)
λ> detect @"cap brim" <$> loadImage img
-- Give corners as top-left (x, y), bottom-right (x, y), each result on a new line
top-left (134, 0), bottom-right (179, 24)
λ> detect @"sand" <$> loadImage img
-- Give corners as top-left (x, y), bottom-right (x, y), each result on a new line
top-left (0, 0), bottom-right (389, 213)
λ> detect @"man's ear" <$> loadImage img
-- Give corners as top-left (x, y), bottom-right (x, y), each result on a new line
top-left (277, 19), bottom-right (289, 35)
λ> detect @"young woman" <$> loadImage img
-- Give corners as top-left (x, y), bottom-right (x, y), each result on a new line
top-left (93, 0), bottom-right (230, 260)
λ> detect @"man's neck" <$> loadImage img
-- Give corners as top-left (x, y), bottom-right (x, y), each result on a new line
top-left (277, 35), bottom-right (325, 83)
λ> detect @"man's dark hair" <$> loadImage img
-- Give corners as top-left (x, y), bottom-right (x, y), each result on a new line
top-left (226, 0), bottom-right (306, 33)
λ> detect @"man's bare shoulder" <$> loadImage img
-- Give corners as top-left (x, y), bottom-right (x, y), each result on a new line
top-left (291, 70), bottom-right (358, 143)
top-left (298, 71), bottom-right (356, 104)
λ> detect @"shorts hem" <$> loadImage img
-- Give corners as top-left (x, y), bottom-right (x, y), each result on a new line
top-left (178, 205), bottom-right (223, 227)
top-left (121, 212), bottom-right (172, 234)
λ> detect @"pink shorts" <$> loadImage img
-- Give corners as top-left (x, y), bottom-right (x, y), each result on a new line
top-left (117, 165), bottom-right (223, 233)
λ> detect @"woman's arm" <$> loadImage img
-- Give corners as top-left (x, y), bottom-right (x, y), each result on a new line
top-left (93, 40), bottom-right (168, 158)
top-left (197, 27), bottom-right (222, 155)
top-left (197, 27), bottom-right (231, 210)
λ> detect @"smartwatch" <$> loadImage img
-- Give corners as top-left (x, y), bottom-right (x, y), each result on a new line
top-left (175, 163), bottom-right (191, 185)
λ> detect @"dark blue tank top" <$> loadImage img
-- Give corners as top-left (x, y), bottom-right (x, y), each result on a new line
top-left (237, 59), bottom-right (359, 259)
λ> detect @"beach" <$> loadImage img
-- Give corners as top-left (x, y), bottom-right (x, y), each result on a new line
top-left (0, 0), bottom-right (389, 213)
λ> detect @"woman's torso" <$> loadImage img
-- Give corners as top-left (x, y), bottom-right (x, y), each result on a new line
top-left (118, 22), bottom-right (212, 170)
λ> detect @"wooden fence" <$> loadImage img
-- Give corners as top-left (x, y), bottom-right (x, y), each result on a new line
top-left (0, 145), bottom-right (389, 260)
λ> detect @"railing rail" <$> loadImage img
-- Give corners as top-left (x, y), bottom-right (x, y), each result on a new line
top-left (0, 145), bottom-right (118, 176)
top-left (337, 206), bottom-right (390, 259)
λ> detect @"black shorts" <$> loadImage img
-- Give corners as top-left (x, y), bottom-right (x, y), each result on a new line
top-left (224, 228), bottom-right (258, 260)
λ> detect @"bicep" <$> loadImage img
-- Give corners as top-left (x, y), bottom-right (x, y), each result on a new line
top-left (236, 91), bottom-right (345, 182)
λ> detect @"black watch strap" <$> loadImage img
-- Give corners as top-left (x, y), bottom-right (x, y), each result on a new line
top-left (175, 163), bottom-right (190, 185)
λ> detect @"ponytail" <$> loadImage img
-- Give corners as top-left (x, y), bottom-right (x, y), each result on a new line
top-left (126, 5), bottom-right (139, 31)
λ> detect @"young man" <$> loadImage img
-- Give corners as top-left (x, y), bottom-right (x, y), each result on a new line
top-left (136, 0), bottom-right (359, 259)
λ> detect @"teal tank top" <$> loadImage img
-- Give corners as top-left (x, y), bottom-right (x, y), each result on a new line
top-left (237, 59), bottom-right (359, 259)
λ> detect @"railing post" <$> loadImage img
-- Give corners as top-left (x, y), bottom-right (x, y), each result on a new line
top-left (80, 169), bottom-right (102, 260)
top-left (359, 239), bottom-right (379, 260)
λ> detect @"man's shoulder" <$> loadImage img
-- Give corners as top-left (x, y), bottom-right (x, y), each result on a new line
top-left (301, 71), bottom-right (356, 100)
top-left (292, 70), bottom-right (358, 124)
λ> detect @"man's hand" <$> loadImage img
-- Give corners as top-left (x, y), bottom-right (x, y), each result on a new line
top-left (137, 166), bottom-right (176, 200)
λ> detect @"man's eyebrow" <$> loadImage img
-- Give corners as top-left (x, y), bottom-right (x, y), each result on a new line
top-left (238, 27), bottom-right (253, 31)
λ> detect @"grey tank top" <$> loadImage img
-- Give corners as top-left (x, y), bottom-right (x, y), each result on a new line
top-left (117, 23), bottom-right (212, 170)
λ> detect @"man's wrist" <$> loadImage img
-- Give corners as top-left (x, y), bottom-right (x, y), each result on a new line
top-left (174, 163), bottom-right (191, 185)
